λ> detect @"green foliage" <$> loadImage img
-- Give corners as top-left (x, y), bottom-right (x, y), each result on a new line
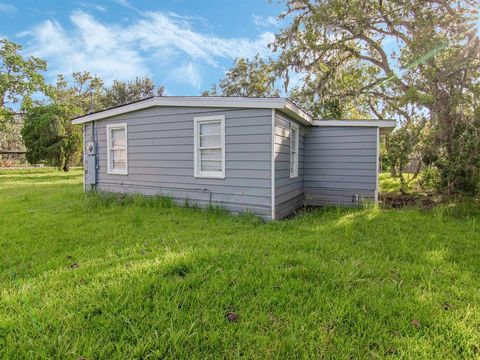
top-left (21, 104), bottom-right (82, 170)
top-left (288, 61), bottom-right (376, 119)
top-left (0, 116), bottom-right (24, 153)
top-left (271, 0), bottom-right (480, 194)
top-left (203, 55), bottom-right (280, 97)
top-left (19, 72), bottom-right (102, 170)
top-left (431, 111), bottom-right (480, 194)
top-left (17, 67), bottom-right (167, 169)
top-left (1, 169), bottom-right (480, 358)
top-left (379, 172), bottom-right (420, 194)
top-left (47, 71), bottom-right (105, 113)
top-left (0, 38), bottom-right (47, 129)
top-left (383, 121), bottom-right (424, 190)
top-left (47, 73), bottom-right (166, 115)
top-left (100, 76), bottom-right (165, 108)
top-left (273, 0), bottom-right (478, 116)
top-left (417, 167), bottom-right (441, 192)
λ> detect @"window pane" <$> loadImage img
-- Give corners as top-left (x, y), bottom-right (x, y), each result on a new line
top-left (200, 134), bottom-right (220, 147)
top-left (111, 128), bottom-right (126, 147)
top-left (201, 160), bottom-right (222, 171)
top-left (112, 139), bottom-right (126, 148)
top-left (113, 149), bottom-right (126, 161)
top-left (112, 149), bottom-right (127, 170)
top-left (113, 160), bottom-right (126, 169)
top-left (111, 128), bottom-right (125, 139)
top-left (290, 126), bottom-right (298, 177)
top-left (200, 149), bottom-right (221, 160)
top-left (200, 122), bottom-right (221, 135)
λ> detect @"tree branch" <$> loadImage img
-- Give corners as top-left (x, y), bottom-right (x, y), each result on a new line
top-left (339, 26), bottom-right (410, 91)
top-left (377, 0), bottom-right (413, 46)
top-left (369, 100), bottom-right (384, 119)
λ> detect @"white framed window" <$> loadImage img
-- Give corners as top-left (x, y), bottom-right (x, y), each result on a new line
top-left (106, 123), bottom-right (128, 175)
top-left (290, 122), bottom-right (299, 178)
top-left (194, 115), bottom-right (225, 179)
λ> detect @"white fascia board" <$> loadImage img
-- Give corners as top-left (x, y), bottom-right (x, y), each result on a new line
top-left (72, 96), bottom-right (312, 125)
top-left (72, 97), bottom-right (156, 124)
top-left (313, 119), bottom-right (396, 129)
top-left (281, 100), bottom-right (313, 125)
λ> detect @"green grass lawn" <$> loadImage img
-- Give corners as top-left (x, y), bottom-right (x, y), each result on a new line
top-left (1, 169), bottom-right (479, 359)
top-left (379, 173), bottom-right (421, 194)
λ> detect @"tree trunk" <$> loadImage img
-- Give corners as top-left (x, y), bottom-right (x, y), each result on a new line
top-left (399, 165), bottom-right (407, 194)
top-left (63, 160), bottom-right (69, 172)
top-left (407, 157), bottom-right (422, 183)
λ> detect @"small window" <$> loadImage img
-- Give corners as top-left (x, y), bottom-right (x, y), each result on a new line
top-left (194, 115), bottom-right (225, 178)
top-left (107, 123), bottom-right (128, 175)
top-left (290, 123), bottom-right (299, 178)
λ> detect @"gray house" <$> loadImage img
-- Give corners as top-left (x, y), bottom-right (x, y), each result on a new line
top-left (72, 97), bottom-right (395, 220)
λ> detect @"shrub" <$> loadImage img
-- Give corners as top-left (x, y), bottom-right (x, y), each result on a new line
top-left (419, 167), bottom-right (441, 193)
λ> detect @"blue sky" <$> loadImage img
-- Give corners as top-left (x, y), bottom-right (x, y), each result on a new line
top-left (0, 0), bottom-right (286, 95)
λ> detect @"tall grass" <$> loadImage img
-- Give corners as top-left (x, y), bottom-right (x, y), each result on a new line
top-left (0, 169), bottom-right (479, 359)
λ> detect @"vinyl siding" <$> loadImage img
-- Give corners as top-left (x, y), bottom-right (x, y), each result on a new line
top-left (304, 126), bottom-right (378, 206)
top-left (85, 106), bottom-right (273, 219)
top-left (274, 112), bottom-right (305, 219)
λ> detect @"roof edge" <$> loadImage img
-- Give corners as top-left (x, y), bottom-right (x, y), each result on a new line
top-left (313, 119), bottom-right (396, 127)
top-left (72, 96), bottom-right (312, 125)
top-left (313, 119), bottom-right (396, 135)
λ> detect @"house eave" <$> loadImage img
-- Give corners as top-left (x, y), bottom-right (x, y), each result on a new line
top-left (313, 119), bottom-right (396, 134)
top-left (71, 96), bottom-right (313, 125)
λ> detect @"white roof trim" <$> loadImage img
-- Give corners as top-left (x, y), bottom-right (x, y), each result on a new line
top-left (313, 119), bottom-right (396, 127)
top-left (72, 96), bottom-right (313, 125)
top-left (314, 119), bottom-right (396, 134)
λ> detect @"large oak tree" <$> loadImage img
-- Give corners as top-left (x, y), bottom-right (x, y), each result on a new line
top-left (270, 0), bottom-right (480, 193)
top-left (272, 0), bottom-right (479, 119)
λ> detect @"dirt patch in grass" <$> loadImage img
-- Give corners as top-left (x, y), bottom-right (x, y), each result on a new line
top-left (379, 193), bottom-right (439, 209)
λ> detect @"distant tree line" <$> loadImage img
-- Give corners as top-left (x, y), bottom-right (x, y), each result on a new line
top-left (0, 39), bottom-right (165, 171)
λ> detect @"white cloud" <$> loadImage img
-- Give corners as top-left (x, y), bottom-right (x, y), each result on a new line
top-left (23, 11), bottom-right (148, 83)
top-left (171, 62), bottom-right (201, 89)
top-left (21, 10), bottom-right (274, 85)
top-left (112, 0), bottom-right (138, 12)
top-left (252, 15), bottom-right (279, 28)
top-left (16, 30), bottom-right (33, 38)
top-left (79, 2), bottom-right (107, 12)
top-left (0, 2), bottom-right (17, 14)
top-left (128, 11), bottom-right (274, 65)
